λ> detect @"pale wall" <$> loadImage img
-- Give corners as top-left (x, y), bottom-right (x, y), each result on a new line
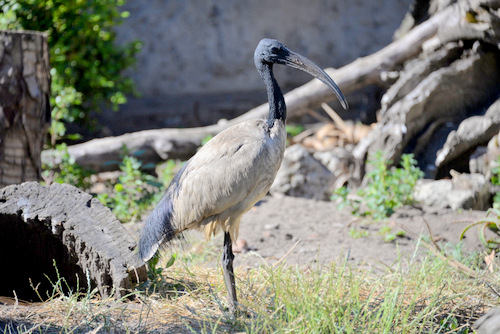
top-left (116, 0), bottom-right (412, 97)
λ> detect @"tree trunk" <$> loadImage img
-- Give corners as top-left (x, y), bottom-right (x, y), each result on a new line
top-left (0, 30), bottom-right (51, 188)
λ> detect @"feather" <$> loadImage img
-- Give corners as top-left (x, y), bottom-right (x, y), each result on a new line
top-left (138, 162), bottom-right (189, 261)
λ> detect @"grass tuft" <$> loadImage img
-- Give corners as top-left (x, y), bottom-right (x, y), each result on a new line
top-left (1, 241), bottom-right (498, 333)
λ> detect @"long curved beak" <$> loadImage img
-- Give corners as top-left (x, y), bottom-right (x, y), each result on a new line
top-left (281, 50), bottom-right (348, 110)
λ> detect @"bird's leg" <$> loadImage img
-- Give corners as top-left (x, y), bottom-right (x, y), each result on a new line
top-left (222, 232), bottom-right (237, 314)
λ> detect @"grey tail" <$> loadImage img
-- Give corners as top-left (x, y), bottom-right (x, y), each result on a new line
top-left (138, 162), bottom-right (188, 261)
top-left (138, 192), bottom-right (176, 261)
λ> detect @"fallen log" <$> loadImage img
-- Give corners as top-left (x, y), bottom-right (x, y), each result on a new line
top-left (353, 0), bottom-right (500, 181)
top-left (0, 182), bottom-right (147, 300)
top-left (42, 4), bottom-right (456, 172)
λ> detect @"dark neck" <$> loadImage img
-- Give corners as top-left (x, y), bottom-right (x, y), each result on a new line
top-left (260, 63), bottom-right (286, 128)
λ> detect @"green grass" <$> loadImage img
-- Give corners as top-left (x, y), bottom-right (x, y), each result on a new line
top-left (2, 241), bottom-right (497, 333)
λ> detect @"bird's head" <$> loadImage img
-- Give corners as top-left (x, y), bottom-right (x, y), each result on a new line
top-left (254, 38), bottom-right (348, 110)
top-left (254, 38), bottom-right (291, 65)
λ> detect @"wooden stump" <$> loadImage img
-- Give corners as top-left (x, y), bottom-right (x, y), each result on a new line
top-left (0, 30), bottom-right (51, 188)
top-left (0, 182), bottom-right (147, 300)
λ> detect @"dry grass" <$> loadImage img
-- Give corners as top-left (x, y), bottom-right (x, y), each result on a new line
top-left (1, 238), bottom-right (499, 333)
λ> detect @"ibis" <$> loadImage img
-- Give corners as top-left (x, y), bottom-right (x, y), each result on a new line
top-left (139, 38), bottom-right (348, 313)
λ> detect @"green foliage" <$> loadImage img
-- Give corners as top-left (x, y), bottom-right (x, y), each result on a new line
top-left (42, 143), bottom-right (93, 189)
top-left (42, 143), bottom-right (182, 225)
top-left (97, 152), bottom-right (163, 223)
top-left (349, 227), bottom-right (369, 239)
top-left (141, 253), bottom-right (177, 294)
top-left (285, 124), bottom-right (305, 137)
top-left (491, 154), bottom-right (500, 210)
top-left (0, 0), bottom-right (141, 143)
top-left (460, 155), bottom-right (500, 251)
top-left (201, 135), bottom-right (213, 147)
top-left (285, 124), bottom-right (305, 146)
top-left (156, 159), bottom-right (180, 188)
top-left (378, 225), bottom-right (406, 243)
top-left (332, 152), bottom-right (424, 221)
top-left (95, 148), bottom-right (182, 223)
top-left (460, 208), bottom-right (500, 250)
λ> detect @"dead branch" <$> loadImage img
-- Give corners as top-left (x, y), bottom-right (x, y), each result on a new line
top-left (42, 4), bottom-right (455, 172)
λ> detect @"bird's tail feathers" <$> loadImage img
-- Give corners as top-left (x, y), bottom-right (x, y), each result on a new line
top-left (138, 193), bottom-right (177, 261)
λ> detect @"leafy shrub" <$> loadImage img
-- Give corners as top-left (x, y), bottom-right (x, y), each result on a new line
top-left (97, 154), bottom-right (164, 223)
top-left (96, 148), bottom-right (182, 223)
top-left (41, 143), bottom-right (93, 189)
top-left (0, 0), bottom-right (141, 143)
top-left (42, 144), bottom-right (181, 224)
top-left (333, 152), bottom-right (424, 221)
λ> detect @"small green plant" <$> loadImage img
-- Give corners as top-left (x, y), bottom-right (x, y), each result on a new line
top-left (378, 225), bottom-right (406, 243)
top-left (349, 227), bottom-right (369, 239)
top-left (42, 143), bottom-right (93, 190)
top-left (97, 152), bottom-right (164, 223)
top-left (42, 143), bottom-right (182, 223)
top-left (286, 124), bottom-right (305, 137)
top-left (156, 159), bottom-right (182, 188)
top-left (332, 152), bottom-right (424, 221)
top-left (460, 156), bottom-right (500, 251)
top-left (142, 253), bottom-right (177, 294)
top-left (460, 208), bottom-right (500, 250)
top-left (491, 154), bottom-right (500, 210)
top-left (201, 135), bottom-right (214, 147)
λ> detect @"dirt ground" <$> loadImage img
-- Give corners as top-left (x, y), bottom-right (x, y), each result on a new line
top-left (167, 195), bottom-right (495, 270)
top-left (1, 195), bottom-right (496, 333)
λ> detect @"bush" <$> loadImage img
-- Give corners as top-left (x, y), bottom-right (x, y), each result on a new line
top-left (333, 152), bottom-right (424, 221)
top-left (0, 0), bottom-right (141, 144)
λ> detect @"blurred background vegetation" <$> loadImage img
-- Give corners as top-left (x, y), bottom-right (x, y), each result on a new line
top-left (0, 0), bottom-right (141, 145)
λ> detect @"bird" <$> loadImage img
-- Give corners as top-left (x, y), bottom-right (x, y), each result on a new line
top-left (139, 38), bottom-right (348, 313)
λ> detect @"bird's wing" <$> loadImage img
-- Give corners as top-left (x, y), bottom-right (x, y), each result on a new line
top-left (171, 120), bottom-right (282, 230)
top-left (139, 119), bottom-right (285, 260)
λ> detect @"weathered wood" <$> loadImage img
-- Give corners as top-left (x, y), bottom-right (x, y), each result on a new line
top-left (436, 99), bottom-right (500, 168)
top-left (0, 30), bottom-right (51, 187)
top-left (0, 182), bottom-right (147, 300)
top-left (42, 4), bottom-right (455, 172)
top-left (353, 0), bottom-right (500, 180)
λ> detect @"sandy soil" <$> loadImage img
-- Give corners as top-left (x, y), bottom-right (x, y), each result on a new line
top-left (176, 195), bottom-right (494, 270)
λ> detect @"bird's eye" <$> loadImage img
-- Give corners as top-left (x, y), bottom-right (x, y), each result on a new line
top-left (270, 47), bottom-right (280, 54)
